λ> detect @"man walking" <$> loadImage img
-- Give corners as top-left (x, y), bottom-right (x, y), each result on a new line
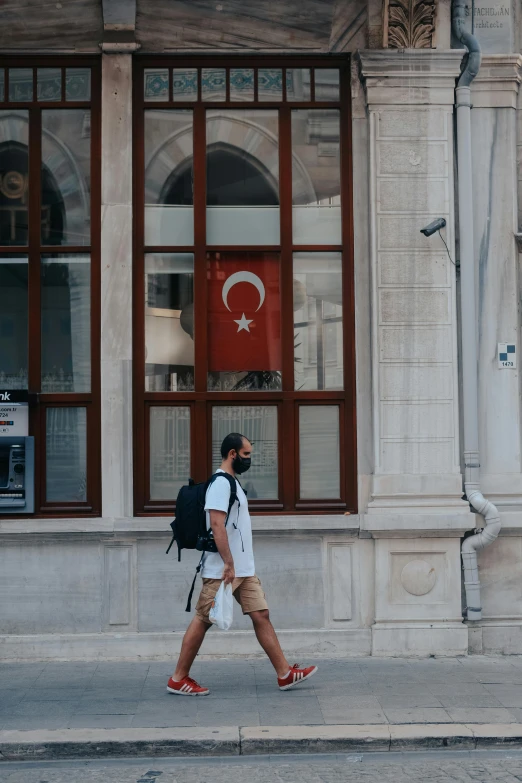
top-left (167, 432), bottom-right (317, 696)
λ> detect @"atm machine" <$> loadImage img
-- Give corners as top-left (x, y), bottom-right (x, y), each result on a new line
top-left (0, 390), bottom-right (34, 514)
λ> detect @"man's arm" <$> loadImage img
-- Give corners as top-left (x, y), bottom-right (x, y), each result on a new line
top-left (209, 509), bottom-right (235, 585)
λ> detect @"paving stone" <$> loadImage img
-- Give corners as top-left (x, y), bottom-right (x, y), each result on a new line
top-left (376, 693), bottom-right (444, 709)
top-left (383, 707), bottom-right (453, 724)
top-left (7, 700), bottom-right (76, 718)
top-left (0, 717), bottom-right (70, 731)
top-left (321, 707), bottom-right (389, 724)
top-left (257, 695), bottom-right (325, 726)
top-left (445, 707), bottom-right (517, 724)
top-left (66, 714), bottom-right (135, 729)
top-left (19, 687), bottom-right (86, 702)
top-left (437, 694), bottom-right (504, 708)
top-left (73, 697), bottom-right (139, 715)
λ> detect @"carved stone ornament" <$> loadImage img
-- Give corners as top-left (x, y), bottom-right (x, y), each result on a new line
top-left (386, 0), bottom-right (436, 49)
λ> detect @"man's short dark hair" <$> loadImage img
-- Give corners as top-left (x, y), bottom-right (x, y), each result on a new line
top-left (221, 432), bottom-right (250, 459)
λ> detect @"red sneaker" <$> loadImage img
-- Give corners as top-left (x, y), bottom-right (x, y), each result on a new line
top-left (167, 676), bottom-right (210, 696)
top-left (278, 663), bottom-right (318, 691)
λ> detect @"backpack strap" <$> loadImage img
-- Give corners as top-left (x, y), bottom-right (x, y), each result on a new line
top-left (186, 552), bottom-right (205, 613)
top-left (207, 472), bottom-right (238, 526)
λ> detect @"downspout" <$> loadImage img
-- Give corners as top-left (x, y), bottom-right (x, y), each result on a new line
top-left (452, 0), bottom-right (501, 621)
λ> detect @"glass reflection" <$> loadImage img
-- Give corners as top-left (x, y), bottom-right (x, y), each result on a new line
top-left (206, 109), bottom-right (279, 245)
top-left (286, 68), bottom-right (311, 101)
top-left (145, 110), bottom-right (194, 246)
top-left (314, 69), bottom-right (340, 101)
top-left (0, 256), bottom-right (28, 390)
top-left (294, 253), bottom-right (343, 391)
top-left (150, 407), bottom-right (191, 500)
top-left (37, 69), bottom-right (61, 102)
top-left (41, 110), bottom-right (91, 245)
top-left (9, 69), bottom-right (33, 102)
top-left (299, 406), bottom-right (340, 499)
top-left (0, 110), bottom-right (29, 246)
top-left (145, 253), bottom-right (194, 392)
top-left (292, 109), bottom-right (341, 244)
top-left (65, 69), bottom-right (91, 101)
top-left (46, 406), bottom-right (87, 502)
top-left (41, 255), bottom-right (91, 393)
top-left (212, 406), bottom-right (278, 499)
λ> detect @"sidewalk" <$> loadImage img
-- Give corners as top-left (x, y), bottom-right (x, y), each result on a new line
top-left (2, 656), bottom-right (522, 759)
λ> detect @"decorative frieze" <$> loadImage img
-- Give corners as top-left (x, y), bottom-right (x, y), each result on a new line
top-left (385, 0), bottom-right (437, 49)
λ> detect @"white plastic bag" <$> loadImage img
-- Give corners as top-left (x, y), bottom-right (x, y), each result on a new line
top-left (209, 582), bottom-right (233, 630)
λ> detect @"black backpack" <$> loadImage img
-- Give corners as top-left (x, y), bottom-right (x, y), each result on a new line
top-left (166, 472), bottom-right (238, 612)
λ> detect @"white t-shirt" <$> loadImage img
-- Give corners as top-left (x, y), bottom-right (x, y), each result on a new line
top-left (201, 469), bottom-right (255, 579)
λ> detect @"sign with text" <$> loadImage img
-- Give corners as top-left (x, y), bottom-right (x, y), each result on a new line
top-left (0, 403), bottom-right (29, 436)
top-left (463, 0), bottom-right (513, 53)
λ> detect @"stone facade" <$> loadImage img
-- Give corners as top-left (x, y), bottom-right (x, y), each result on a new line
top-left (1, 0), bottom-right (522, 660)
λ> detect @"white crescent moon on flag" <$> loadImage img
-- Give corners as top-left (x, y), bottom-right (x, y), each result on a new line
top-left (222, 271), bottom-right (265, 313)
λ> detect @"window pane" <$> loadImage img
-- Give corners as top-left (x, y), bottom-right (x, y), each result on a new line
top-left (46, 407), bottom-right (87, 502)
top-left (299, 406), bottom-right (340, 499)
top-left (206, 109), bottom-right (279, 245)
top-left (173, 68), bottom-right (198, 102)
top-left (150, 407), bottom-right (190, 500)
top-left (37, 69), bottom-right (61, 102)
top-left (258, 68), bottom-right (282, 102)
top-left (314, 69), bottom-right (340, 101)
top-left (66, 68), bottom-right (91, 101)
top-left (41, 110), bottom-right (91, 245)
top-left (0, 255), bottom-right (28, 390)
top-left (145, 110), bottom-right (194, 246)
top-left (230, 68), bottom-right (254, 101)
top-left (294, 252), bottom-right (343, 391)
top-left (0, 109), bottom-right (29, 245)
top-left (9, 69), bottom-right (33, 102)
top-left (212, 406), bottom-right (278, 499)
top-left (292, 109), bottom-right (341, 244)
top-left (286, 68), bottom-right (311, 101)
top-left (144, 68), bottom-right (169, 102)
top-left (207, 252), bottom-right (281, 391)
top-left (145, 253), bottom-right (194, 392)
top-left (41, 255), bottom-right (90, 393)
top-left (202, 68), bottom-right (226, 101)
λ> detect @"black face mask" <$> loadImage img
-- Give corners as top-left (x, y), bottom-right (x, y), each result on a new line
top-left (233, 454), bottom-right (251, 474)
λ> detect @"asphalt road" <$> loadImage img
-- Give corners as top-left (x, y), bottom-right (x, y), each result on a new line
top-left (3, 750), bottom-right (522, 782)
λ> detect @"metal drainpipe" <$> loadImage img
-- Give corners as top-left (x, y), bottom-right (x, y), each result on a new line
top-left (452, 0), bottom-right (501, 622)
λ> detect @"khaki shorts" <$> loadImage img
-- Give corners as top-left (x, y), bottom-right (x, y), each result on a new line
top-left (195, 576), bottom-right (269, 624)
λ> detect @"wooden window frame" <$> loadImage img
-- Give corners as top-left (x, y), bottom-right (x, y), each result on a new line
top-left (133, 56), bottom-right (356, 515)
top-left (0, 56), bottom-right (101, 516)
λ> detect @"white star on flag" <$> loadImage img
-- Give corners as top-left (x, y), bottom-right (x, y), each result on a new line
top-left (234, 313), bottom-right (254, 333)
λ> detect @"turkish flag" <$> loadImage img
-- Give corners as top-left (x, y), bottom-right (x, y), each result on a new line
top-left (207, 254), bottom-right (281, 372)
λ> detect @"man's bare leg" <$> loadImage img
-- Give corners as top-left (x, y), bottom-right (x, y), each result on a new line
top-left (249, 609), bottom-right (290, 678)
top-left (172, 616), bottom-right (211, 681)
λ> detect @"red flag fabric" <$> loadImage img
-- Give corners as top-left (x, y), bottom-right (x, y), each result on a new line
top-left (207, 254), bottom-right (281, 372)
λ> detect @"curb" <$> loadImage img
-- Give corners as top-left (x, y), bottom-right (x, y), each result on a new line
top-left (2, 724), bottom-right (522, 761)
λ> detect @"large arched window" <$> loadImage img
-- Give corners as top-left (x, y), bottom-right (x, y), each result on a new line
top-left (0, 60), bottom-right (100, 514)
top-left (134, 60), bottom-right (355, 514)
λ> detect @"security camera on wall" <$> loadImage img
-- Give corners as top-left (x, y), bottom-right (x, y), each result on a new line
top-left (420, 218), bottom-right (447, 237)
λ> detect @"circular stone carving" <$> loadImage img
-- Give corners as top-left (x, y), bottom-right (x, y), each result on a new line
top-left (400, 559), bottom-right (437, 596)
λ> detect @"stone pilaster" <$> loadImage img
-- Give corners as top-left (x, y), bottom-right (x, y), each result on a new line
top-left (358, 50), bottom-right (469, 523)
top-left (470, 56), bottom-right (522, 519)
top-left (100, 54), bottom-right (133, 518)
top-left (357, 50), bottom-right (470, 656)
